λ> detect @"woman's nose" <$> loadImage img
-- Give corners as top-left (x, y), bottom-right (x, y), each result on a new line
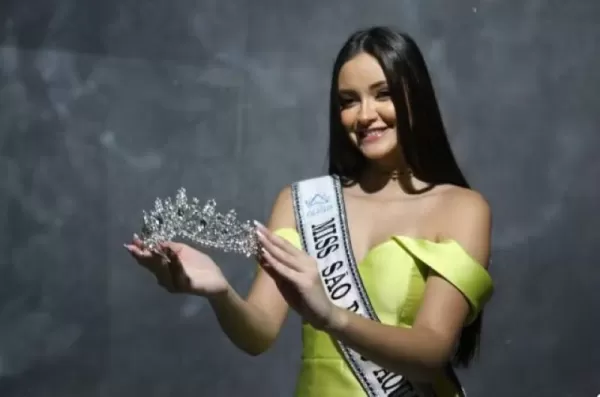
top-left (357, 101), bottom-right (378, 125)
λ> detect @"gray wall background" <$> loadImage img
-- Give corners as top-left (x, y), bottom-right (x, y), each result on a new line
top-left (1, 0), bottom-right (599, 396)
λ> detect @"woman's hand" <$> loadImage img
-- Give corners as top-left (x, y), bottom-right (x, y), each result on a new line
top-left (125, 236), bottom-right (229, 297)
top-left (254, 222), bottom-right (343, 330)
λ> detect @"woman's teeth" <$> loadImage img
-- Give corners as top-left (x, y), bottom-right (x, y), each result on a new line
top-left (366, 130), bottom-right (384, 137)
top-left (360, 128), bottom-right (387, 141)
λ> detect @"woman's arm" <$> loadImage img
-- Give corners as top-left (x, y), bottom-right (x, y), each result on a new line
top-left (207, 186), bottom-right (296, 356)
top-left (325, 190), bottom-right (492, 381)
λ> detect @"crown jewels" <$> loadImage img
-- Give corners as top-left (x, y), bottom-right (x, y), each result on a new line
top-left (137, 188), bottom-right (259, 258)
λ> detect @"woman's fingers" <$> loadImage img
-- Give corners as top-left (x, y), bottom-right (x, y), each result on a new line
top-left (125, 244), bottom-right (152, 263)
top-left (163, 246), bottom-right (190, 292)
top-left (260, 248), bottom-right (299, 283)
top-left (254, 221), bottom-right (301, 256)
top-left (159, 241), bottom-right (184, 255)
top-left (257, 234), bottom-right (293, 267)
top-left (125, 242), bottom-right (178, 291)
top-left (132, 234), bottom-right (146, 249)
top-left (256, 230), bottom-right (305, 272)
top-left (125, 238), bottom-right (195, 294)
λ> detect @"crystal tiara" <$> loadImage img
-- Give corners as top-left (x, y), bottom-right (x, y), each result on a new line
top-left (137, 188), bottom-right (259, 258)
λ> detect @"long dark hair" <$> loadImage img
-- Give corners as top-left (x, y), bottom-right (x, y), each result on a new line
top-left (327, 26), bottom-right (483, 368)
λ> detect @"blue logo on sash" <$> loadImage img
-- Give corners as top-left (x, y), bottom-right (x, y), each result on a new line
top-left (305, 193), bottom-right (333, 217)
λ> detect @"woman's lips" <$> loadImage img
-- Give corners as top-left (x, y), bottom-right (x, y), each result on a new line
top-left (359, 127), bottom-right (388, 143)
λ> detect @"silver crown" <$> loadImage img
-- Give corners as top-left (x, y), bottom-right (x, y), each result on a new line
top-left (138, 188), bottom-right (259, 258)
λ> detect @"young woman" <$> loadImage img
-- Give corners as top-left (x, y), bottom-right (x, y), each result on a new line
top-left (126, 26), bottom-right (494, 397)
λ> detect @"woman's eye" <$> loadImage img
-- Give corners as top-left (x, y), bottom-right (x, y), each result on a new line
top-left (339, 98), bottom-right (356, 108)
top-left (377, 90), bottom-right (391, 99)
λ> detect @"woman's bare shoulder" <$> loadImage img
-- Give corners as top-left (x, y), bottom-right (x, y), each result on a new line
top-left (433, 185), bottom-right (492, 266)
top-left (267, 185), bottom-right (296, 230)
top-left (436, 185), bottom-right (490, 215)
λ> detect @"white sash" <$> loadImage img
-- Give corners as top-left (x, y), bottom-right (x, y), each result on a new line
top-left (291, 175), bottom-right (443, 397)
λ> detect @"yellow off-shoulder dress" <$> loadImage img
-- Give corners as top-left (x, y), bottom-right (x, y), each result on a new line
top-left (273, 228), bottom-right (493, 397)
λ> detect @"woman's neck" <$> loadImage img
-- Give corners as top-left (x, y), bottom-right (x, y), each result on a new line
top-left (356, 161), bottom-right (432, 196)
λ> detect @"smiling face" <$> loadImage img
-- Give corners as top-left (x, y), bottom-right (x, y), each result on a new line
top-left (337, 52), bottom-right (399, 163)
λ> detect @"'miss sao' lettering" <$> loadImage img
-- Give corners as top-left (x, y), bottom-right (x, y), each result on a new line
top-left (311, 217), bottom-right (339, 259)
